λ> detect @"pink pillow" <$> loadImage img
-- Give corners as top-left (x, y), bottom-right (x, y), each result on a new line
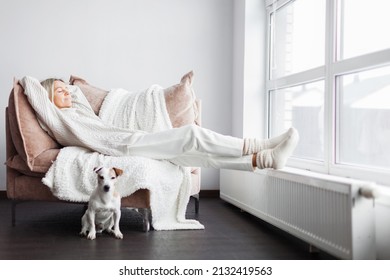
top-left (8, 80), bottom-right (61, 171)
top-left (164, 71), bottom-right (199, 127)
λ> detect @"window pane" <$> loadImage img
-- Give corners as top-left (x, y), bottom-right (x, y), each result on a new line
top-left (270, 0), bottom-right (325, 79)
top-left (337, 65), bottom-right (390, 169)
top-left (269, 81), bottom-right (325, 161)
top-left (338, 0), bottom-right (390, 60)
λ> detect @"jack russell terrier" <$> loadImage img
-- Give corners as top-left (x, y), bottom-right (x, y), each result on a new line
top-left (80, 166), bottom-right (124, 240)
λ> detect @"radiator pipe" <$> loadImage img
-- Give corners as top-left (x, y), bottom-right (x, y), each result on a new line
top-left (359, 185), bottom-right (390, 200)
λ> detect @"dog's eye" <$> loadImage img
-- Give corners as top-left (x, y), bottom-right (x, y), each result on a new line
top-left (111, 177), bottom-right (116, 180)
top-left (99, 175), bottom-right (104, 180)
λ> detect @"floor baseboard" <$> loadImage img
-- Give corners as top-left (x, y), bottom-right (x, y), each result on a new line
top-left (0, 190), bottom-right (219, 199)
top-left (199, 189), bottom-right (219, 198)
top-left (0, 191), bottom-right (7, 199)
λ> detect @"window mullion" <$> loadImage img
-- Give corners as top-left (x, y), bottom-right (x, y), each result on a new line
top-left (325, 0), bottom-right (338, 175)
top-left (266, 66), bottom-right (325, 91)
top-left (332, 48), bottom-right (390, 76)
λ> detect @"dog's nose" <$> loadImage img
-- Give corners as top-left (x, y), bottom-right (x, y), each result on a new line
top-left (103, 185), bottom-right (110, 192)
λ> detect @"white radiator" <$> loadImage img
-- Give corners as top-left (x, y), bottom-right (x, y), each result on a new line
top-left (220, 168), bottom-right (377, 259)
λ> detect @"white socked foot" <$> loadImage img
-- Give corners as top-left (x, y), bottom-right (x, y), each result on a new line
top-left (243, 127), bottom-right (296, 155)
top-left (256, 128), bottom-right (299, 169)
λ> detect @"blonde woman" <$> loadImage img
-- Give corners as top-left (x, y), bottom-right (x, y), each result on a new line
top-left (34, 77), bottom-right (299, 172)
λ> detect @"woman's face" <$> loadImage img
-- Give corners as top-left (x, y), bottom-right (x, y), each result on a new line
top-left (53, 80), bottom-right (72, 109)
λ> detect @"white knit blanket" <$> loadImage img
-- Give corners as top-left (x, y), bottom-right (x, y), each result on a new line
top-left (42, 147), bottom-right (203, 230)
top-left (99, 85), bottom-right (173, 133)
top-left (20, 76), bottom-right (204, 230)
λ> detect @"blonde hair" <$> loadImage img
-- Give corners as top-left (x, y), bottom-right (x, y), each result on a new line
top-left (40, 78), bottom-right (64, 102)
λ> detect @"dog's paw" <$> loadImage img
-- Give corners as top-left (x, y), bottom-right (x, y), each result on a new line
top-left (114, 231), bottom-right (123, 239)
top-left (87, 232), bottom-right (96, 240)
top-left (79, 231), bottom-right (87, 237)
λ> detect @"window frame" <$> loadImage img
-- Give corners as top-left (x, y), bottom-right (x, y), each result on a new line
top-left (265, 0), bottom-right (390, 185)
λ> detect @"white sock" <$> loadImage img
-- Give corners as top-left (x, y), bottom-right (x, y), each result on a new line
top-left (256, 128), bottom-right (299, 169)
top-left (243, 127), bottom-right (295, 155)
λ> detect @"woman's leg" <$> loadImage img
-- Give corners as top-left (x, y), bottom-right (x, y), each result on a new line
top-left (169, 153), bottom-right (254, 171)
top-left (169, 128), bottom-right (299, 171)
top-left (126, 124), bottom-right (299, 170)
top-left (127, 124), bottom-right (244, 159)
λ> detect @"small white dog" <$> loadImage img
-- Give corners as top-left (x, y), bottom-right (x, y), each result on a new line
top-left (80, 166), bottom-right (124, 240)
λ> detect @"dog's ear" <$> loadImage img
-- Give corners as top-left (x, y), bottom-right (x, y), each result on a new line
top-left (93, 166), bottom-right (103, 173)
top-left (113, 168), bottom-right (123, 177)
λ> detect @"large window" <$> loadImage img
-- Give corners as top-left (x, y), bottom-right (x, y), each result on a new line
top-left (338, 0), bottom-right (390, 60)
top-left (269, 80), bottom-right (325, 161)
top-left (270, 0), bottom-right (325, 78)
top-left (337, 65), bottom-right (390, 170)
top-left (266, 0), bottom-right (390, 185)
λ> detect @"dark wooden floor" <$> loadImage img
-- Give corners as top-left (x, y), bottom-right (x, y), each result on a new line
top-left (0, 197), bottom-right (336, 260)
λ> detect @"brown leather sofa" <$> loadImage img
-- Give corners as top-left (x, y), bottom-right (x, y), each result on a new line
top-left (5, 72), bottom-right (201, 231)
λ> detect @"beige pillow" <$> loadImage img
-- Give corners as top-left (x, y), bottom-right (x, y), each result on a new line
top-left (69, 75), bottom-right (109, 115)
top-left (8, 80), bottom-right (61, 170)
top-left (69, 71), bottom-right (198, 127)
top-left (164, 71), bottom-right (198, 127)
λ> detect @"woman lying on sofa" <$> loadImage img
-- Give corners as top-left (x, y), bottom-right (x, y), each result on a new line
top-left (21, 76), bottom-right (299, 173)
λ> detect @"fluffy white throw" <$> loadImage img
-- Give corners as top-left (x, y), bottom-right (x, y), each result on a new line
top-left (99, 85), bottom-right (173, 133)
top-left (20, 76), bottom-right (204, 230)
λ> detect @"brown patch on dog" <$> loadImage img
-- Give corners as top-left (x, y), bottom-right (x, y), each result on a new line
top-left (113, 168), bottom-right (123, 177)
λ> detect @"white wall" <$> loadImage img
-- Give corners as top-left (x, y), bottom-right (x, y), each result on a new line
top-left (232, 0), bottom-right (266, 139)
top-left (0, 0), bottom-right (234, 190)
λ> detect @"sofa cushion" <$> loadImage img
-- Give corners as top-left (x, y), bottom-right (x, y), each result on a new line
top-left (6, 148), bottom-right (60, 176)
top-left (8, 80), bottom-right (61, 170)
top-left (6, 155), bottom-right (45, 177)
